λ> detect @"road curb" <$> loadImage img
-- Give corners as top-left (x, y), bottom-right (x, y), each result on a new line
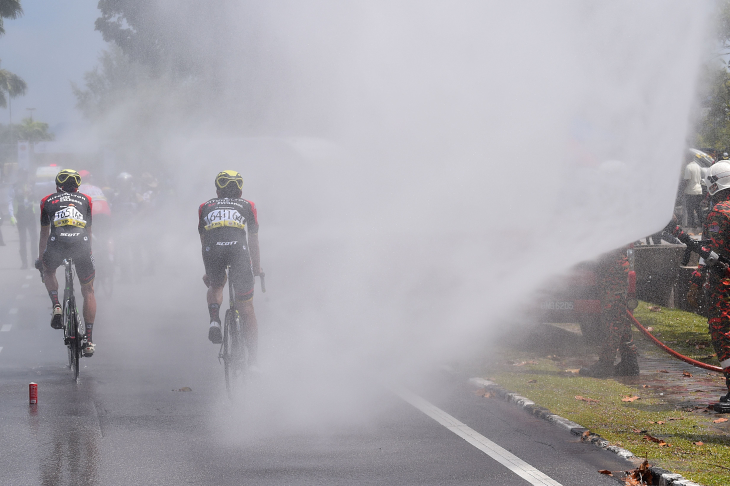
top-left (468, 377), bottom-right (702, 486)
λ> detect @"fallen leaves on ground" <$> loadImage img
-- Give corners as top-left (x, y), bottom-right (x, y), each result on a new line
top-left (622, 396), bottom-right (640, 402)
top-left (641, 385), bottom-right (650, 388)
top-left (683, 371), bottom-right (693, 377)
top-left (474, 389), bottom-right (492, 398)
top-left (649, 306), bottom-right (662, 312)
top-left (713, 417), bottom-right (728, 423)
top-left (511, 360), bottom-right (538, 366)
top-left (527, 379), bottom-right (537, 383)
top-left (643, 434), bottom-right (670, 447)
top-left (646, 326), bottom-right (654, 331)
top-left (598, 469), bottom-right (612, 476)
top-left (658, 369), bottom-right (669, 373)
top-left (648, 421), bottom-right (665, 425)
top-left (694, 441), bottom-right (704, 446)
top-left (624, 459), bottom-right (653, 485)
top-left (565, 369), bottom-right (580, 374)
top-left (575, 395), bottom-right (599, 404)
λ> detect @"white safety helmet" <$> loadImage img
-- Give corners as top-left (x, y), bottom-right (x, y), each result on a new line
top-left (706, 161), bottom-right (730, 195)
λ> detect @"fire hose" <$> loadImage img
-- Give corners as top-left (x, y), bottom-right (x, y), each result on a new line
top-left (626, 309), bottom-right (722, 373)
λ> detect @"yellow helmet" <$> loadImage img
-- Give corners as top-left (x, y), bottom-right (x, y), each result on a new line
top-left (215, 170), bottom-right (243, 190)
top-left (55, 169), bottom-right (81, 191)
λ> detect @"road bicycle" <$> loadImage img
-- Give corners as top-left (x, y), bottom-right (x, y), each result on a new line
top-left (62, 258), bottom-right (86, 381)
top-left (40, 258), bottom-right (86, 381)
top-left (219, 268), bottom-right (265, 396)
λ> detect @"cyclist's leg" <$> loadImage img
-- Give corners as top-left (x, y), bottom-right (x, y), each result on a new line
top-left (230, 251), bottom-right (257, 363)
top-left (75, 250), bottom-right (97, 355)
top-left (236, 298), bottom-right (258, 364)
top-left (203, 248), bottom-right (227, 343)
top-left (80, 281), bottom-right (96, 334)
top-left (41, 246), bottom-right (63, 328)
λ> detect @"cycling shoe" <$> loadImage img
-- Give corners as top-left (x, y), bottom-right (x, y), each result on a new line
top-left (50, 305), bottom-right (63, 329)
top-left (208, 322), bottom-right (222, 344)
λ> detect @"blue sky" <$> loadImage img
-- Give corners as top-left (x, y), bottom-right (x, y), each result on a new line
top-left (0, 1), bottom-right (107, 129)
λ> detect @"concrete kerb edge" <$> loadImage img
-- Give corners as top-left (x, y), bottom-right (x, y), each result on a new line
top-left (468, 377), bottom-right (703, 486)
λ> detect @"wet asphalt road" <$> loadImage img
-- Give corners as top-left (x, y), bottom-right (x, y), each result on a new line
top-left (0, 241), bottom-right (634, 486)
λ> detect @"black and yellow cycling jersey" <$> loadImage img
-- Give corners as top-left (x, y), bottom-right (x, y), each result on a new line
top-left (40, 190), bottom-right (93, 244)
top-left (198, 197), bottom-right (258, 246)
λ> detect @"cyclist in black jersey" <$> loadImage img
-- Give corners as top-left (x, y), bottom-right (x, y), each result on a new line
top-left (199, 170), bottom-right (262, 365)
top-left (35, 169), bottom-right (97, 357)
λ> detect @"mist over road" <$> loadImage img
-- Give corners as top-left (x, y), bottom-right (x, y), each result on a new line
top-left (0, 235), bottom-right (632, 485)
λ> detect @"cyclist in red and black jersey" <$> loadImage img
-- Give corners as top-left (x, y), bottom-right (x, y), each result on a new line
top-left (35, 169), bottom-right (97, 357)
top-left (199, 170), bottom-right (262, 365)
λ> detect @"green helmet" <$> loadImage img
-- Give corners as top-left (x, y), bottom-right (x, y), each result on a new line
top-left (215, 170), bottom-right (243, 190)
top-left (55, 169), bottom-right (81, 191)
top-left (215, 170), bottom-right (243, 197)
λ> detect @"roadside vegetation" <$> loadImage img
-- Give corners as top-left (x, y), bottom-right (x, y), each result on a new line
top-left (480, 301), bottom-right (730, 486)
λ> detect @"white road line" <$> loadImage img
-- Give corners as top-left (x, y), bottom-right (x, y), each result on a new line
top-left (0, 325), bottom-right (10, 332)
top-left (8, 308), bottom-right (18, 315)
top-left (394, 387), bottom-right (563, 486)
top-left (21, 283), bottom-right (29, 289)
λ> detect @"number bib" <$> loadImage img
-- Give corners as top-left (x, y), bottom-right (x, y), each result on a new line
top-left (204, 209), bottom-right (246, 230)
top-left (53, 207), bottom-right (87, 228)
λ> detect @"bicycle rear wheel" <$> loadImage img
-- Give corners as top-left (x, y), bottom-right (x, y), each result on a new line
top-left (223, 308), bottom-right (247, 396)
top-left (66, 298), bottom-right (81, 381)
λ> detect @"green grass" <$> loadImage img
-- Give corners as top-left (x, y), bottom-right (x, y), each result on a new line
top-left (481, 302), bottom-right (730, 486)
top-left (632, 301), bottom-right (718, 365)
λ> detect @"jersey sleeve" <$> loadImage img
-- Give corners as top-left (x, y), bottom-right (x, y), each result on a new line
top-left (86, 195), bottom-right (93, 229)
top-left (39, 195), bottom-right (51, 226)
top-left (198, 203), bottom-right (206, 234)
top-left (247, 200), bottom-right (259, 234)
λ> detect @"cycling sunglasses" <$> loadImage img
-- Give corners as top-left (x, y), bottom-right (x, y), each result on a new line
top-left (57, 172), bottom-right (81, 186)
top-left (216, 176), bottom-right (243, 190)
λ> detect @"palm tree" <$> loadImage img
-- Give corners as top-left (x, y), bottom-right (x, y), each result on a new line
top-left (17, 117), bottom-right (53, 142)
top-left (0, 62), bottom-right (27, 122)
top-left (0, 0), bottom-right (22, 36)
top-left (0, 63), bottom-right (26, 108)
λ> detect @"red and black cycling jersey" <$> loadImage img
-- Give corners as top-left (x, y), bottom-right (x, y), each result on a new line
top-left (198, 197), bottom-right (258, 245)
top-left (40, 191), bottom-right (93, 244)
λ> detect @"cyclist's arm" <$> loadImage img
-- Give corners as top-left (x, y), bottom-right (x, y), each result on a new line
top-left (249, 232), bottom-right (261, 276)
top-left (38, 225), bottom-right (50, 258)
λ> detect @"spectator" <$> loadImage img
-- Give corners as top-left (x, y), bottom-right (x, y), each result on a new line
top-left (683, 156), bottom-right (703, 228)
top-left (8, 170), bottom-right (37, 268)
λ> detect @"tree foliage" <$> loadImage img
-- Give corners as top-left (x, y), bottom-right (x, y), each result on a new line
top-left (94, 0), bottom-right (229, 78)
top-left (693, 1), bottom-right (730, 151)
top-left (0, 0), bottom-right (26, 109)
top-left (72, 45), bottom-right (152, 119)
top-left (0, 0), bottom-right (22, 37)
top-left (0, 117), bottom-right (54, 144)
top-left (0, 62), bottom-right (26, 108)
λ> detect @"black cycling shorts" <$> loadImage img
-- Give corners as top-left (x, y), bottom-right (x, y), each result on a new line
top-left (43, 241), bottom-right (96, 285)
top-left (202, 244), bottom-right (254, 301)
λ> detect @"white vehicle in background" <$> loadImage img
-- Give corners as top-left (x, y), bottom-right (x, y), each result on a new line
top-left (34, 165), bottom-right (62, 200)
